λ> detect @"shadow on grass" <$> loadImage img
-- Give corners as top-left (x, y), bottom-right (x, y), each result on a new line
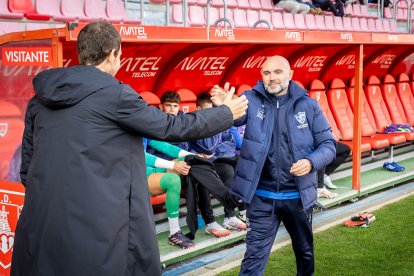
top-left (221, 195), bottom-right (414, 275)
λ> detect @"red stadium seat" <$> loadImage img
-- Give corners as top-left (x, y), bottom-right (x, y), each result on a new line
top-left (327, 78), bottom-right (389, 149)
top-left (342, 17), bottom-right (353, 31)
top-left (308, 80), bottom-right (371, 153)
top-left (33, 0), bottom-right (75, 22)
top-left (324, 15), bottom-right (335, 31)
top-left (351, 17), bottom-right (361, 32)
top-left (294, 13), bottom-right (307, 30)
top-left (249, 0), bottom-right (263, 10)
top-left (237, 0), bottom-right (251, 9)
top-left (9, 0), bottom-right (51, 20)
top-left (61, 0), bottom-right (89, 21)
top-left (260, 0), bottom-right (274, 11)
top-left (347, 77), bottom-right (406, 145)
top-left (395, 73), bottom-right (414, 126)
top-left (210, 0), bottom-right (238, 8)
top-left (0, 101), bottom-right (24, 180)
top-left (176, 88), bottom-right (197, 112)
top-left (259, 10), bottom-right (272, 27)
top-left (283, 12), bottom-right (296, 29)
top-left (0, 0), bottom-right (23, 19)
top-left (382, 20), bottom-right (391, 33)
top-left (359, 18), bottom-right (369, 32)
top-left (140, 92), bottom-right (161, 106)
top-left (305, 14), bottom-right (318, 31)
top-left (247, 10), bottom-right (260, 28)
top-left (150, 193), bottom-right (166, 206)
top-left (233, 9), bottom-right (249, 28)
top-left (236, 84), bottom-right (253, 95)
top-left (315, 15), bottom-right (326, 31)
top-left (85, 0), bottom-right (110, 21)
top-left (271, 12), bottom-right (285, 29)
top-left (106, 0), bottom-right (141, 24)
top-left (334, 16), bottom-right (345, 31)
top-left (365, 75), bottom-right (414, 141)
top-left (411, 73), bottom-right (414, 97)
top-left (374, 19), bottom-right (385, 32)
top-left (381, 75), bottom-right (408, 125)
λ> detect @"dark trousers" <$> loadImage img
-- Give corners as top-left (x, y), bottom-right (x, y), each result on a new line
top-left (197, 185), bottom-right (215, 224)
top-left (313, 0), bottom-right (344, 16)
top-left (317, 142), bottom-right (351, 188)
top-left (240, 196), bottom-right (314, 276)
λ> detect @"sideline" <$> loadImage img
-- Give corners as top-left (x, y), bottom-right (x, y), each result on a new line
top-left (162, 181), bottom-right (414, 276)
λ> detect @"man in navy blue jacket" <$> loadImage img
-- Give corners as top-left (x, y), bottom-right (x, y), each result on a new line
top-left (211, 56), bottom-right (336, 276)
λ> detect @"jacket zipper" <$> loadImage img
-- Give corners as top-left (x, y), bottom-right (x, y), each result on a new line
top-left (276, 100), bottom-right (280, 193)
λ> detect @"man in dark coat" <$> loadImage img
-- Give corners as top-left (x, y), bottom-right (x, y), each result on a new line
top-left (11, 21), bottom-right (248, 276)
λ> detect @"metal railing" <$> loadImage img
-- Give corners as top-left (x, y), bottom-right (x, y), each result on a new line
top-left (206, 0), bottom-right (235, 28)
top-left (252, 19), bottom-right (273, 29)
top-left (408, 1), bottom-right (414, 33)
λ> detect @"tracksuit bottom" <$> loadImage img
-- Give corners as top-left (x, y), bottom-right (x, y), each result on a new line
top-left (240, 196), bottom-right (314, 276)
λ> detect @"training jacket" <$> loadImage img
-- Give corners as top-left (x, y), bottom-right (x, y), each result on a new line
top-left (232, 80), bottom-right (336, 210)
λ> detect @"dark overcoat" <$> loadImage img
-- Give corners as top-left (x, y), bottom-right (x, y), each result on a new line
top-left (11, 66), bottom-right (234, 276)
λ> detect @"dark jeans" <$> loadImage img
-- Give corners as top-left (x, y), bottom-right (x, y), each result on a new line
top-left (317, 142), bottom-right (351, 188)
top-left (240, 196), bottom-right (314, 276)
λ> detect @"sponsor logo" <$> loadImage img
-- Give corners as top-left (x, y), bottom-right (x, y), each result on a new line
top-left (119, 26), bottom-right (148, 39)
top-left (214, 29), bottom-right (235, 40)
top-left (295, 112), bottom-right (308, 129)
top-left (120, 57), bottom-right (161, 78)
top-left (175, 56), bottom-right (228, 76)
top-left (256, 106), bottom-right (265, 120)
top-left (388, 35), bottom-right (398, 42)
top-left (371, 54), bottom-right (396, 69)
top-left (293, 55), bottom-right (328, 72)
top-left (340, 33), bottom-right (353, 41)
top-left (0, 123), bottom-right (7, 137)
top-left (285, 32), bottom-right (302, 41)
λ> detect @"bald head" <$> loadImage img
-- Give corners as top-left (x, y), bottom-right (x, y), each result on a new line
top-left (260, 56), bottom-right (293, 96)
top-left (261, 56), bottom-right (291, 72)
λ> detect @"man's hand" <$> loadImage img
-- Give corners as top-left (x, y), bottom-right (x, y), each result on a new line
top-left (211, 82), bottom-right (248, 120)
top-left (173, 160), bottom-right (191, 175)
top-left (290, 159), bottom-right (312, 176)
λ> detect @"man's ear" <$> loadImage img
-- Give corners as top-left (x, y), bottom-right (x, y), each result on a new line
top-left (159, 104), bottom-right (163, 110)
top-left (108, 49), bottom-right (116, 63)
top-left (289, 70), bottom-right (294, 80)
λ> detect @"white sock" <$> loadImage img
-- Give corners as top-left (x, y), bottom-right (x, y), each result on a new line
top-left (239, 210), bottom-right (246, 216)
top-left (168, 217), bottom-right (180, 236)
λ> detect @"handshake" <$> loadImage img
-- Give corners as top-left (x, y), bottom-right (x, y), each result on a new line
top-left (211, 82), bottom-right (249, 120)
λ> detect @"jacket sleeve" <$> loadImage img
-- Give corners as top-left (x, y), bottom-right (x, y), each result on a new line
top-left (230, 127), bottom-right (243, 149)
top-left (116, 86), bottom-right (234, 142)
top-left (188, 134), bottom-right (221, 155)
top-left (148, 140), bottom-right (183, 159)
top-left (305, 103), bottom-right (337, 172)
top-left (20, 99), bottom-right (35, 186)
